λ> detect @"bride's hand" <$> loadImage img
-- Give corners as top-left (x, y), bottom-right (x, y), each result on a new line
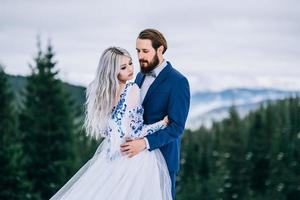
top-left (163, 116), bottom-right (169, 125)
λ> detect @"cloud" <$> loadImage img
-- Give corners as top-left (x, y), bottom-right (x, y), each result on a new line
top-left (1, 0), bottom-right (300, 91)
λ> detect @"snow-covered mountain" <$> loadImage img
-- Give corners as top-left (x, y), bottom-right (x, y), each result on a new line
top-left (187, 88), bottom-right (300, 129)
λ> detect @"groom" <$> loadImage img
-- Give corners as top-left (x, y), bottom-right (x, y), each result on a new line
top-left (120, 28), bottom-right (190, 199)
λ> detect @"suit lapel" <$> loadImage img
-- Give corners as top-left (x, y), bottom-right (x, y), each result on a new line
top-left (135, 72), bottom-right (145, 88)
top-left (142, 62), bottom-right (172, 105)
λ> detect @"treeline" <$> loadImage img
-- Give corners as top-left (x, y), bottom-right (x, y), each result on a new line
top-left (177, 97), bottom-right (300, 199)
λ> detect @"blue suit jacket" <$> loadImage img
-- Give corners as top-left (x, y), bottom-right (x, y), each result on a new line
top-left (135, 61), bottom-right (190, 172)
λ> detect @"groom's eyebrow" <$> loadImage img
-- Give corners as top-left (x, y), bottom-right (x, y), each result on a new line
top-left (136, 48), bottom-right (149, 51)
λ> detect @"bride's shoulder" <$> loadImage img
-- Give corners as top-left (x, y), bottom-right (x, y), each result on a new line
top-left (124, 82), bottom-right (140, 101)
top-left (126, 82), bottom-right (140, 92)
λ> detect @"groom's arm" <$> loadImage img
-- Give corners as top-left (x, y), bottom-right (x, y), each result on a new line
top-left (120, 75), bottom-right (190, 157)
top-left (145, 76), bottom-right (190, 150)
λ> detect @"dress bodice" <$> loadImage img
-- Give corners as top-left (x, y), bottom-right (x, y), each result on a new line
top-left (103, 82), bottom-right (166, 160)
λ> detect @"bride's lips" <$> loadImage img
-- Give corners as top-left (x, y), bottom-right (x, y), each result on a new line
top-left (128, 73), bottom-right (133, 76)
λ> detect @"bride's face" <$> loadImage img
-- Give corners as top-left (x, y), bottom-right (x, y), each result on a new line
top-left (117, 56), bottom-right (134, 83)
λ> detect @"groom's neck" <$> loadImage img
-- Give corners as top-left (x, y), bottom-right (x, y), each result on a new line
top-left (157, 57), bottom-right (164, 68)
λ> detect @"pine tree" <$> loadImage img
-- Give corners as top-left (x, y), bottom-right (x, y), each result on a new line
top-left (177, 129), bottom-right (201, 200)
top-left (19, 40), bottom-right (76, 199)
top-left (287, 97), bottom-right (300, 199)
top-left (177, 127), bottom-right (215, 200)
top-left (0, 66), bottom-right (28, 199)
top-left (210, 122), bottom-right (228, 199)
top-left (246, 108), bottom-right (271, 197)
top-left (218, 107), bottom-right (248, 200)
top-left (197, 127), bottom-right (214, 200)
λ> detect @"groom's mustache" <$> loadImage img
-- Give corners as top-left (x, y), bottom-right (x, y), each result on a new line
top-left (139, 59), bottom-right (148, 64)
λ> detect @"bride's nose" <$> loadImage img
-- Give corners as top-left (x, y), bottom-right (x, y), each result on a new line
top-left (129, 65), bottom-right (134, 72)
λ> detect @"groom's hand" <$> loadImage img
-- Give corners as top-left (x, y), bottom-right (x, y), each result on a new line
top-left (120, 138), bottom-right (146, 158)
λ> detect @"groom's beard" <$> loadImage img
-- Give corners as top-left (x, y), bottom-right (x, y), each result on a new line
top-left (139, 53), bottom-right (159, 74)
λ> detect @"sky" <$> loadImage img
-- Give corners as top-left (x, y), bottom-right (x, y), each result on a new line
top-left (1, 0), bottom-right (300, 93)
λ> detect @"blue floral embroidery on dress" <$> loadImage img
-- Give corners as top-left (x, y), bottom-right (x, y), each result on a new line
top-left (105, 83), bottom-right (133, 161)
top-left (111, 83), bottom-right (133, 138)
top-left (128, 106), bottom-right (144, 136)
top-left (103, 82), bottom-right (165, 161)
top-left (127, 105), bottom-right (166, 138)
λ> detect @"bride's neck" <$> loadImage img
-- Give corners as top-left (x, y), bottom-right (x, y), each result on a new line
top-left (118, 82), bottom-right (126, 92)
top-left (114, 82), bottom-right (126, 105)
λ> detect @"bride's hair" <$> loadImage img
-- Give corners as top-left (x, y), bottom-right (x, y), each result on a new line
top-left (84, 47), bottom-right (131, 139)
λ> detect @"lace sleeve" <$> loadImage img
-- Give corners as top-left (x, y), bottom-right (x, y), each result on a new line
top-left (124, 83), bottom-right (166, 139)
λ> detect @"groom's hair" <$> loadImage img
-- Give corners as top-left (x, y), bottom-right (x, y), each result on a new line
top-left (138, 28), bottom-right (168, 54)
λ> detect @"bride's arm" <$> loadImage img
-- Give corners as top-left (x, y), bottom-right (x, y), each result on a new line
top-left (123, 84), bottom-right (167, 139)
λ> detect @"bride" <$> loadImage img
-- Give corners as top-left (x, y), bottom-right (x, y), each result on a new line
top-left (50, 47), bottom-right (172, 200)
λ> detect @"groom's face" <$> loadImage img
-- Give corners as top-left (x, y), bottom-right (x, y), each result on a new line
top-left (136, 38), bottom-right (159, 74)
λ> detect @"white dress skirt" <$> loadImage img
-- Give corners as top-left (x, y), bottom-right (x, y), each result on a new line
top-left (50, 83), bottom-right (172, 200)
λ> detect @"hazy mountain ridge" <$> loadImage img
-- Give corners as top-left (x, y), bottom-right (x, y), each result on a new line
top-left (188, 88), bottom-right (300, 129)
top-left (7, 74), bottom-right (86, 110)
top-left (7, 74), bottom-right (299, 129)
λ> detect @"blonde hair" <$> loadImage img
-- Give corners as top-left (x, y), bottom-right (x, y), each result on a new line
top-left (84, 47), bottom-right (131, 139)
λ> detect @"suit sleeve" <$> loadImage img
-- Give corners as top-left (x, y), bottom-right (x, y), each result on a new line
top-left (145, 77), bottom-right (190, 150)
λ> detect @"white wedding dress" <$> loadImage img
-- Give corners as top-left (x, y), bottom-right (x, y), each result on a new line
top-left (50, 82), bottom-right (172, 200)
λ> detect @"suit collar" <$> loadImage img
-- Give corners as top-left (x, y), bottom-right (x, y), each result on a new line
top-left (153, 59), bottom-right (167, 77)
